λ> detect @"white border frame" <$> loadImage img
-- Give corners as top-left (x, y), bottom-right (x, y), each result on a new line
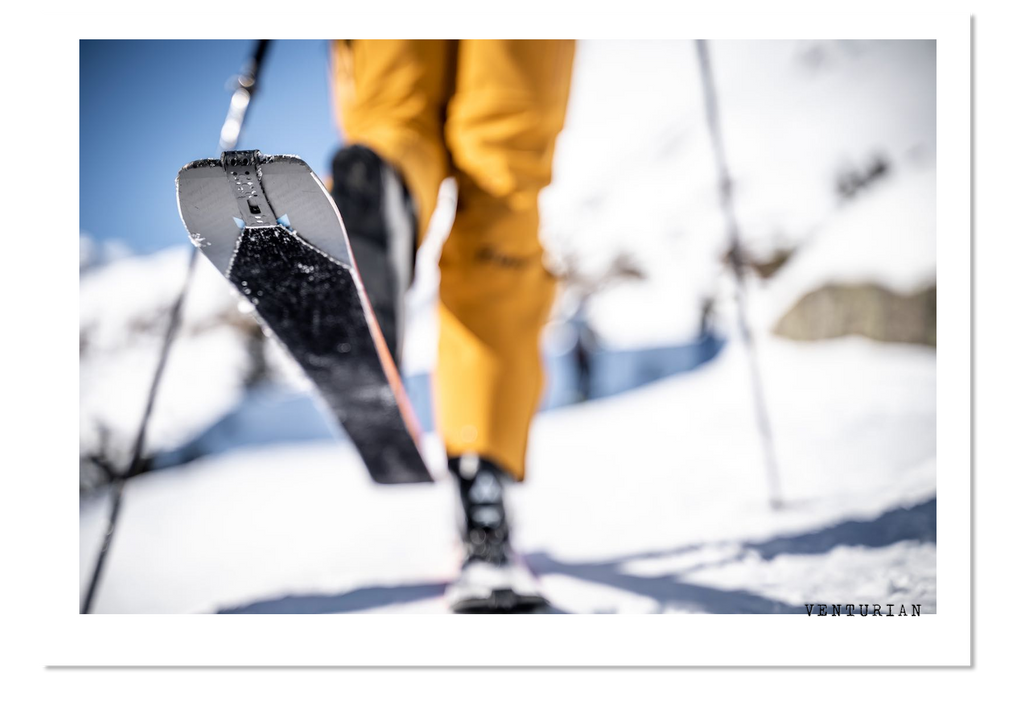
top-left (39, 11), bottom-right (966, 668)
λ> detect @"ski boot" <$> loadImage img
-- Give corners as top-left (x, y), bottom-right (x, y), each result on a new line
top-left (445, 454), bottom-right (547, 613)
top-left (329, 144), bottom-right (417, 366)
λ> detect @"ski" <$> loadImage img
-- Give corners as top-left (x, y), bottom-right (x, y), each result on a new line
top-left (176, 150), bottom-right (432, 484)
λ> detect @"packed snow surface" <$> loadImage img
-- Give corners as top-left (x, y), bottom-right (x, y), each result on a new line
top-left (81, 337), bottom-right (935, 614)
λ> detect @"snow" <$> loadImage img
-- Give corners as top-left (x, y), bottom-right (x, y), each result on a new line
top-left (79, 247), bottom-right (252, 466)
top-left (79, 40), bottom-right (935, 614)
top-left (753, 165), bottom-right (937, 329)
top-left (540, 39), bottom-right (935, 348)
top-left (81, 337), bottom-right (935, 614)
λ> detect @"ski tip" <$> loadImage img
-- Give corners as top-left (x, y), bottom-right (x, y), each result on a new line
top-left (177, 153), bottom-right (316, 184)
top-left (178, 157), bottom-right (223, 176)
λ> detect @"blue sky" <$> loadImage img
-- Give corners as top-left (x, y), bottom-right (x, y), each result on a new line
top-left (81, 40), bottom-right (340, 254)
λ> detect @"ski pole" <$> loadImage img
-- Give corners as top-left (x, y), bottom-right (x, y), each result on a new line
top-left (81, 40), bottom-right (273, 614)
top-left (694, 39), bottom-right (784, 510)
top-left (80, 256), bottom-right (196, 615)
top-left (219, 39), bottom-right (272, 151)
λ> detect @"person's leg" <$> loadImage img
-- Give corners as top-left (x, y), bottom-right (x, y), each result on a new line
top-left (331, 40), bottom-right (454, 363)
top-left (438, 40), bottom-right (575, 481)
top-left (330, 40), bottom-right (454, 243)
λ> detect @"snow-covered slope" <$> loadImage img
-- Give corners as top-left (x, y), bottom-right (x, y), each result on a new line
top-left (80, 246), bottom-right (246, 472)
top-left (542, 40), bottom-right (935, 347)
top-left (81, 337), bottom-right (935, 614)
top-left (79, 241), bottom-right (316, 477)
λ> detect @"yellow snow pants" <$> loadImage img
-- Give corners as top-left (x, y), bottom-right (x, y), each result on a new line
top-left (331, 40), bottom-right (575, 481)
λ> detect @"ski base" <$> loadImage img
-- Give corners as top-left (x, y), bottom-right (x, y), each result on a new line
top-left (228, 224), bottom-right (428, 484)
top-left (176, 151), bottom-right (432, 485)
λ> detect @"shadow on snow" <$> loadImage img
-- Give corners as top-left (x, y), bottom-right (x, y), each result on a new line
top-left (216, 496), bottom-right (935, 614)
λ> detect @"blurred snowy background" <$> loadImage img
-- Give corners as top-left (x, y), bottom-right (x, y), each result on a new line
top-left (80, 40), bottom-right (936, 613)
